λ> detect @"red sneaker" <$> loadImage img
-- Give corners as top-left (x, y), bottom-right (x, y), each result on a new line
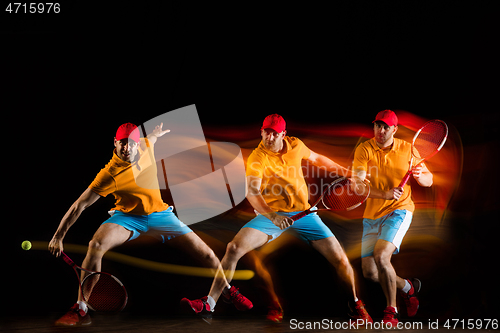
top-left (222, 286), bottom-right (253, 311)
top-left (180, 296), bottom-right (212, 323)
top-left (382, 306), bottom-right (399, 328)
top-left (266, 301), bottom-right (283, 323)
top-left (348, 300), bottom-right (373, 325)
top-left (400, 278), bottom-right (421, 317)
top-left (55, 303), bottom-right (91, 326)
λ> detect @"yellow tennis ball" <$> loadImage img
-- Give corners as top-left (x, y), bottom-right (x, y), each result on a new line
top-left (21, 240), bottom-right (32, 251)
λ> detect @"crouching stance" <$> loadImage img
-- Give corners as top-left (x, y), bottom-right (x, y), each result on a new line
top-left (49, 123), bottom-right (228, 326)
top-left (181, 114), bottom-right (372, 323)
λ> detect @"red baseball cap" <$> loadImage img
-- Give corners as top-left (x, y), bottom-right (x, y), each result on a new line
top-left (116, 123), bottom-right (140, 143)
top-left (261, 114), bottom-right (286, 133)
top-left (373, 110), bottom-right (398, 127)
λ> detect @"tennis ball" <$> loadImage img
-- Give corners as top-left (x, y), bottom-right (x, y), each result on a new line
top-left (21, 240), bottom-right (32, 251)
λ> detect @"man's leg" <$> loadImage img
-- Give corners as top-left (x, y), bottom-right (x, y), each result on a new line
top-left (311, 236), bottom-right (372, 323)
top-left (169, 231), bottom-right (231, 292)
top-left (290, 213), bottom-right (359, 301)
top-left (287, 211), bottom-right (371, 321)
top-left (372, 239), bottom-right (406, 308)
top-left (361, 255), bottom-right (379, 283)
top-left (208, 227), bottom-right (269, 303)
top-left (181, 210), bottom-right (285, 317)
top-left (79, 223), bottom-right (132, 300)
top-left (168, 232), bottom-right (222, 270)
top-left (370, 210), bottom-right (414, 308)
top-left (311, 236), bottom-right (357, 300)
top-left (56, 222), bottom-right (131, 326)
top-left (180, 226), bottom-right (270, 316)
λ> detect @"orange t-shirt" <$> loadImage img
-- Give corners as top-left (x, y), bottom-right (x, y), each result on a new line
top-left (353, 137), bottom-right (415, 220)
top-left (89, 138), bottom-right (169, 215)
top-left (246, 136), bottom-right (311, 212)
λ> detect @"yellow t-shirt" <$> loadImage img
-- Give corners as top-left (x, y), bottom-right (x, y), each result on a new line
top-left (89, 138), bottom-right (169, 215)
top-left (353, 137), bottom-right (415, 220)
top-left (246, 136), bottom-right (311, 212)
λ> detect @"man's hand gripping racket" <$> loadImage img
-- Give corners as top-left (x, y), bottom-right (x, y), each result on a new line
top-left (290, 177), bottom-right (370, 222)
top-left (398, 119), bottom-right (448, 188)
top-left (60, 252), bottom-right (128, 312)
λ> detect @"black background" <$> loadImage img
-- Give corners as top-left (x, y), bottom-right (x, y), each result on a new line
top-left (2, 1), bottom-right (499, 322)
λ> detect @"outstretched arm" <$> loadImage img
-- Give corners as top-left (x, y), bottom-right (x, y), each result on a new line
top-left (307, 150), bottom-right (353, 178)
top-left (48, 188), bottom-right (101, 257)
top-left (146, 122), bottom-right (170, 145)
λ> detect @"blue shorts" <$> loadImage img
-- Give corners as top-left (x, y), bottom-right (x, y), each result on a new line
top-left (242, 208), bottom-right (335, 244)
top-left (361, 209), bottom-right (413, 258)
top-left (102, 206), bottom-right (193, 243)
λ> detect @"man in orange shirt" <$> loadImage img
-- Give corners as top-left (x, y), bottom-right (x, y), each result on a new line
top-left (48, 123), bottom-right (237, 326)
top-left (353, 110), bottom-right (433, 326)
top-left (182, 114), bottom-right (372, 323)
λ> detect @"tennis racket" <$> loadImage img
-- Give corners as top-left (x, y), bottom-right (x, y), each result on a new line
top-left (398, 119), bottom-right (448, 188)
top-left (290, 177), bottom-right (370, 222)
top-left (60, 251), bottom-right (128, 312)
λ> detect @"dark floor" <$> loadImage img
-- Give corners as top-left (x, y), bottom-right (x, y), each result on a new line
top-left (2, 314), bottom-right (498, 333)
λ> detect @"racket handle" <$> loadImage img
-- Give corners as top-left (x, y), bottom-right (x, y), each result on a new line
top-left (290, 209), bottom-right (311, 222)
top-left (61, 251), bottom-right (76, 267)
top-left (398, 170), bottom-right (412, 188)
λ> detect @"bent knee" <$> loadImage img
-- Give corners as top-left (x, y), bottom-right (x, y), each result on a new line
top-left (88, 238), bottom-right (108, 257)
top-left (373, 251), bottom-right (392, 268)
top-left (226, 241), bottom-right (245, 259)
top-left (88, 238), bottom-right (102, 250)
top-left (202, 248), bottom-right (220, 266)
top-left (362, 268), bottom-right (379, 283)
top-left (334, 255), bottom-right (351, 271)
top-left (326, 252), bottom-right (352, 273)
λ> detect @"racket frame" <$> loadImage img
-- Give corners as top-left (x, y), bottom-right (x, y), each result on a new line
top-left (290, 177), bottom-right (369, 222)
top-left (60, 251), bottom-right (128, 312)
top-left (399, 119), bottom-right (448, 188)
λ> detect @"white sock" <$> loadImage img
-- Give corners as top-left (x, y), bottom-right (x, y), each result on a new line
top-left (354, 296), bottom-right (359, 302)
top-left (223, 284), bottom-right (232, 294)
top-left (206, 296), bottom-right (216, 312)
top-left (77, 301), bottom-right (88, 314)
top-left (387, 306), bottom-right (398, 313)
top-left (401, 279), bottom-right (411, 293)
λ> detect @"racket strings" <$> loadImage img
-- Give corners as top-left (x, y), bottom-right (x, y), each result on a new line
top-left (322, 179), bottom-right (367, 210)
top-left (413, 121), bottom-right (447, 159)
top-left (82, 273), bottom-right (127, 312)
